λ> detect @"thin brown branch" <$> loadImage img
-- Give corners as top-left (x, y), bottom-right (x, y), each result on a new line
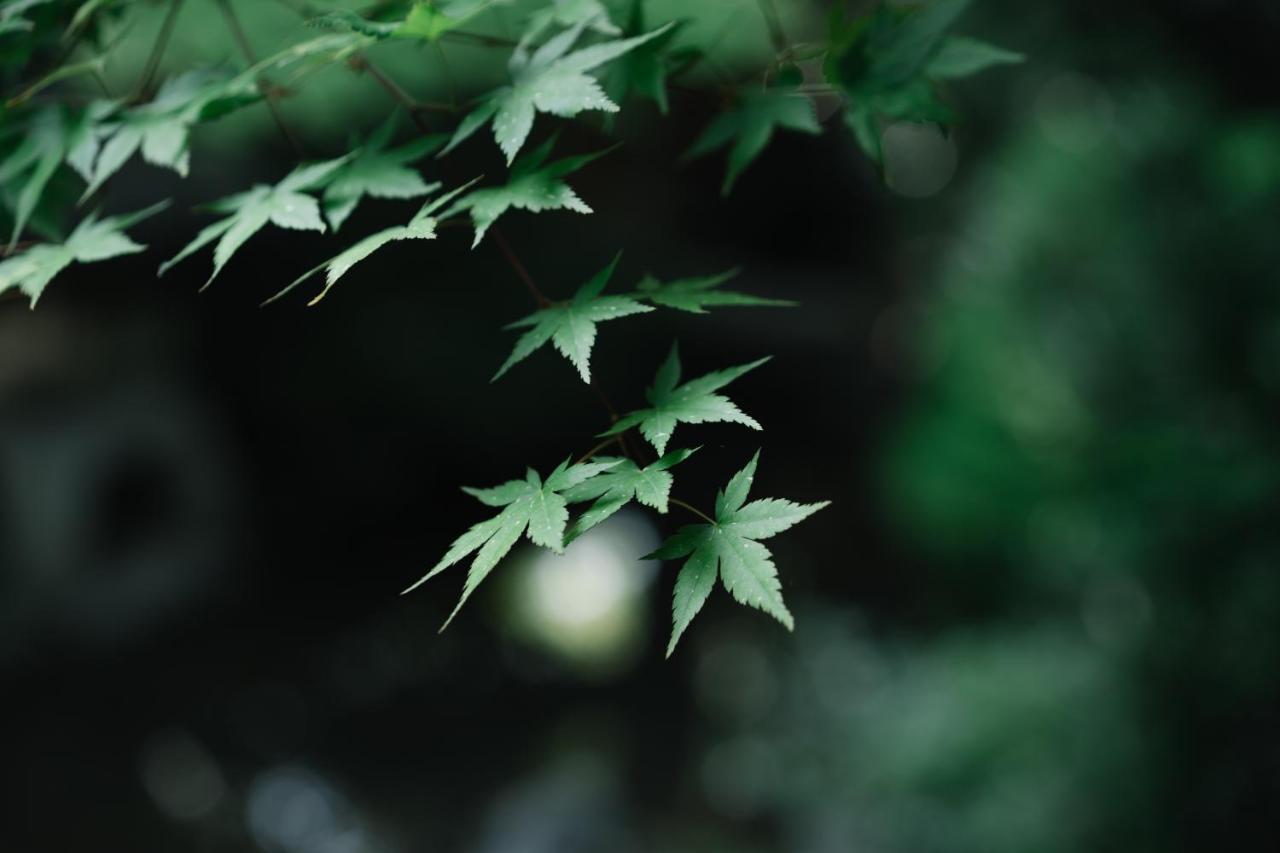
top-left (135, 0), bottom-right (184, 99)
top-left (215, 0), bottom-right (305, 158)
top-left (573, 436), bottom-right (624, 465)
top-left (347, 55), bottom-right (457, 128)
top-left (490, 227), bottom-right (551, 308)
top-left (671, 498), bottom-right (715, 524)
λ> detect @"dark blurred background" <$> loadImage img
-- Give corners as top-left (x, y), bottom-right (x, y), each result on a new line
top-left (4, 0), bottom-right (1280, 851)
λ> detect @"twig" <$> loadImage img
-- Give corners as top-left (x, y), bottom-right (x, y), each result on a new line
top-left (432, 41), bottom-right (459, 110)
top-left (671, 498), bottom-right (715, 524)
top-left (573, 436), bottom-right (624, 465)
top-left (490, 227), bottom-right (551, 308)
top-left (135, 0), bottom-right (184, 99)
top-left (215, 0), bottom-right (305, 158)
top-left (348, 55), bottom-right (457, 120)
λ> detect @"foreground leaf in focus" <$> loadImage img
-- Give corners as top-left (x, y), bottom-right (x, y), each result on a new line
top-left (158, 156), bottom-right (350, 287)
top-left (647, 452), bottom-right (828, 655)
top-left (404, 458), bottom-right (622, 629)
top-left (443, 137), bottom-right (604, 247)
top-left (440, 17), bottom-right (671, 163)
top-left (561, 447), bottom-right (697, 540)
top-left (322, 115), bottom-right (444, 230)
top-left (604, 343), bottom-right (768, 455)
top-left (493, 252), bottom-right (653, 382)
top-left (0, 201), bottom-right (166, 307)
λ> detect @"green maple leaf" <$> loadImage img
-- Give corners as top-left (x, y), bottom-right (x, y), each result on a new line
top-left (270, 180), bottom-right (476, 306)
top-left (0, 0), bottom-right (52, 36)
top-left (158, 155), bottom-right (350, 287)
top-left (493, 252), bottom-right (653, 383)
top-left (604, 343), bottom-right (768, 455)
top-left (1, 104), bottom-right (103, 249)
top-left (0, 201), bottom-right (166, 307)
top-left (647, 451), bottom-right (829, 656)
top-left (513, 0), bottom-right (619, 61)
top-left (602, 1), bottom-right (700, 116)
top-left (403, 458), bottom-right (622, 629)
top-left (824, 0), bottom-right (1022, 164)
top-left (308, 1), bottom-right (498, 43)
top-left (561, 447), bottom-right (696, 541)
top-left (443, 137), bottom-right (604, 248)
top-left (322, 115), bottom-right (444, 230)
top-left (69, 69), bottom-right (260, 200)
top-left (685, 89), bottom-right (821, 195)
top-left (636, 268), bottom-right (795, 313)
top-left (926, 35), bottom-right (1024, 79)
top-left (439, 17), bottom-right (671, 163)
top-left (395, 0), bottom-right (498, 41)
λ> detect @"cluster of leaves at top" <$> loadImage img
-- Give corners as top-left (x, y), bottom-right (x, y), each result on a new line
top-left (0, 0), bottom-right (1018, 654)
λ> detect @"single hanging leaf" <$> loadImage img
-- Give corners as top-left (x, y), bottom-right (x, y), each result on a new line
top-left (646, 451), bottom-right (829, 656)
top-left (403, 458), bottom-right (621, 629)
top-left (824, 0), bottom-right (1021, 165)
top-left (443, 137), bottom-right (604, 247)
top-left (636, 268), bottom-right (795, 313)
top-left (604, 343), bottom-right (768, 455)
top-left (0, 201), bottom-right (166, 307)
top-left (492, 252), bottom-right (653, 383)
top-left (685, 89), bottom-right (821, 195)
top-left (158, 155), bottom-right (350, 287)
top-left (322, 115), bottom-right (445, 230)
top-left (270, 180), bottom-right (476, 306)
top-left (561, 447), bottom-right (697, 541)
top-left (439, 17), bottom-right (672, 163)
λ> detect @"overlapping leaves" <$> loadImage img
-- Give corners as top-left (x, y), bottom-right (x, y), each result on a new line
top-left (270, 180), bottom-right (476, 306)
top-left (0, 201), bottom-right (165, 306)
top-left (159, 156), bottom-right (350, 286)
top-left (443, 137), bottom-right (601, 247)
top-left (321, 116), bottom-right (443, 231)
top-left (69, 69), bottom-right (260, 200)
top-left (403, 458), bottom-right (622, 629)
top-left (561, 447), bottom-right (695, 541)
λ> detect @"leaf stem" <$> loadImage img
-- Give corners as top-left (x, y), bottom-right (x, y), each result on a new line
top-left (573, 436), bottom-right (623, 465)
top-left (671, 498), bottom-right (715, 524)
top-left (215, 0), bottom-right (305, 158)
top-left (135, 0), bottom-right (185, 99)
top-left (490, 227), bottom-right (551, 308)
top-left (349, 55), bottom-right (458, 118)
